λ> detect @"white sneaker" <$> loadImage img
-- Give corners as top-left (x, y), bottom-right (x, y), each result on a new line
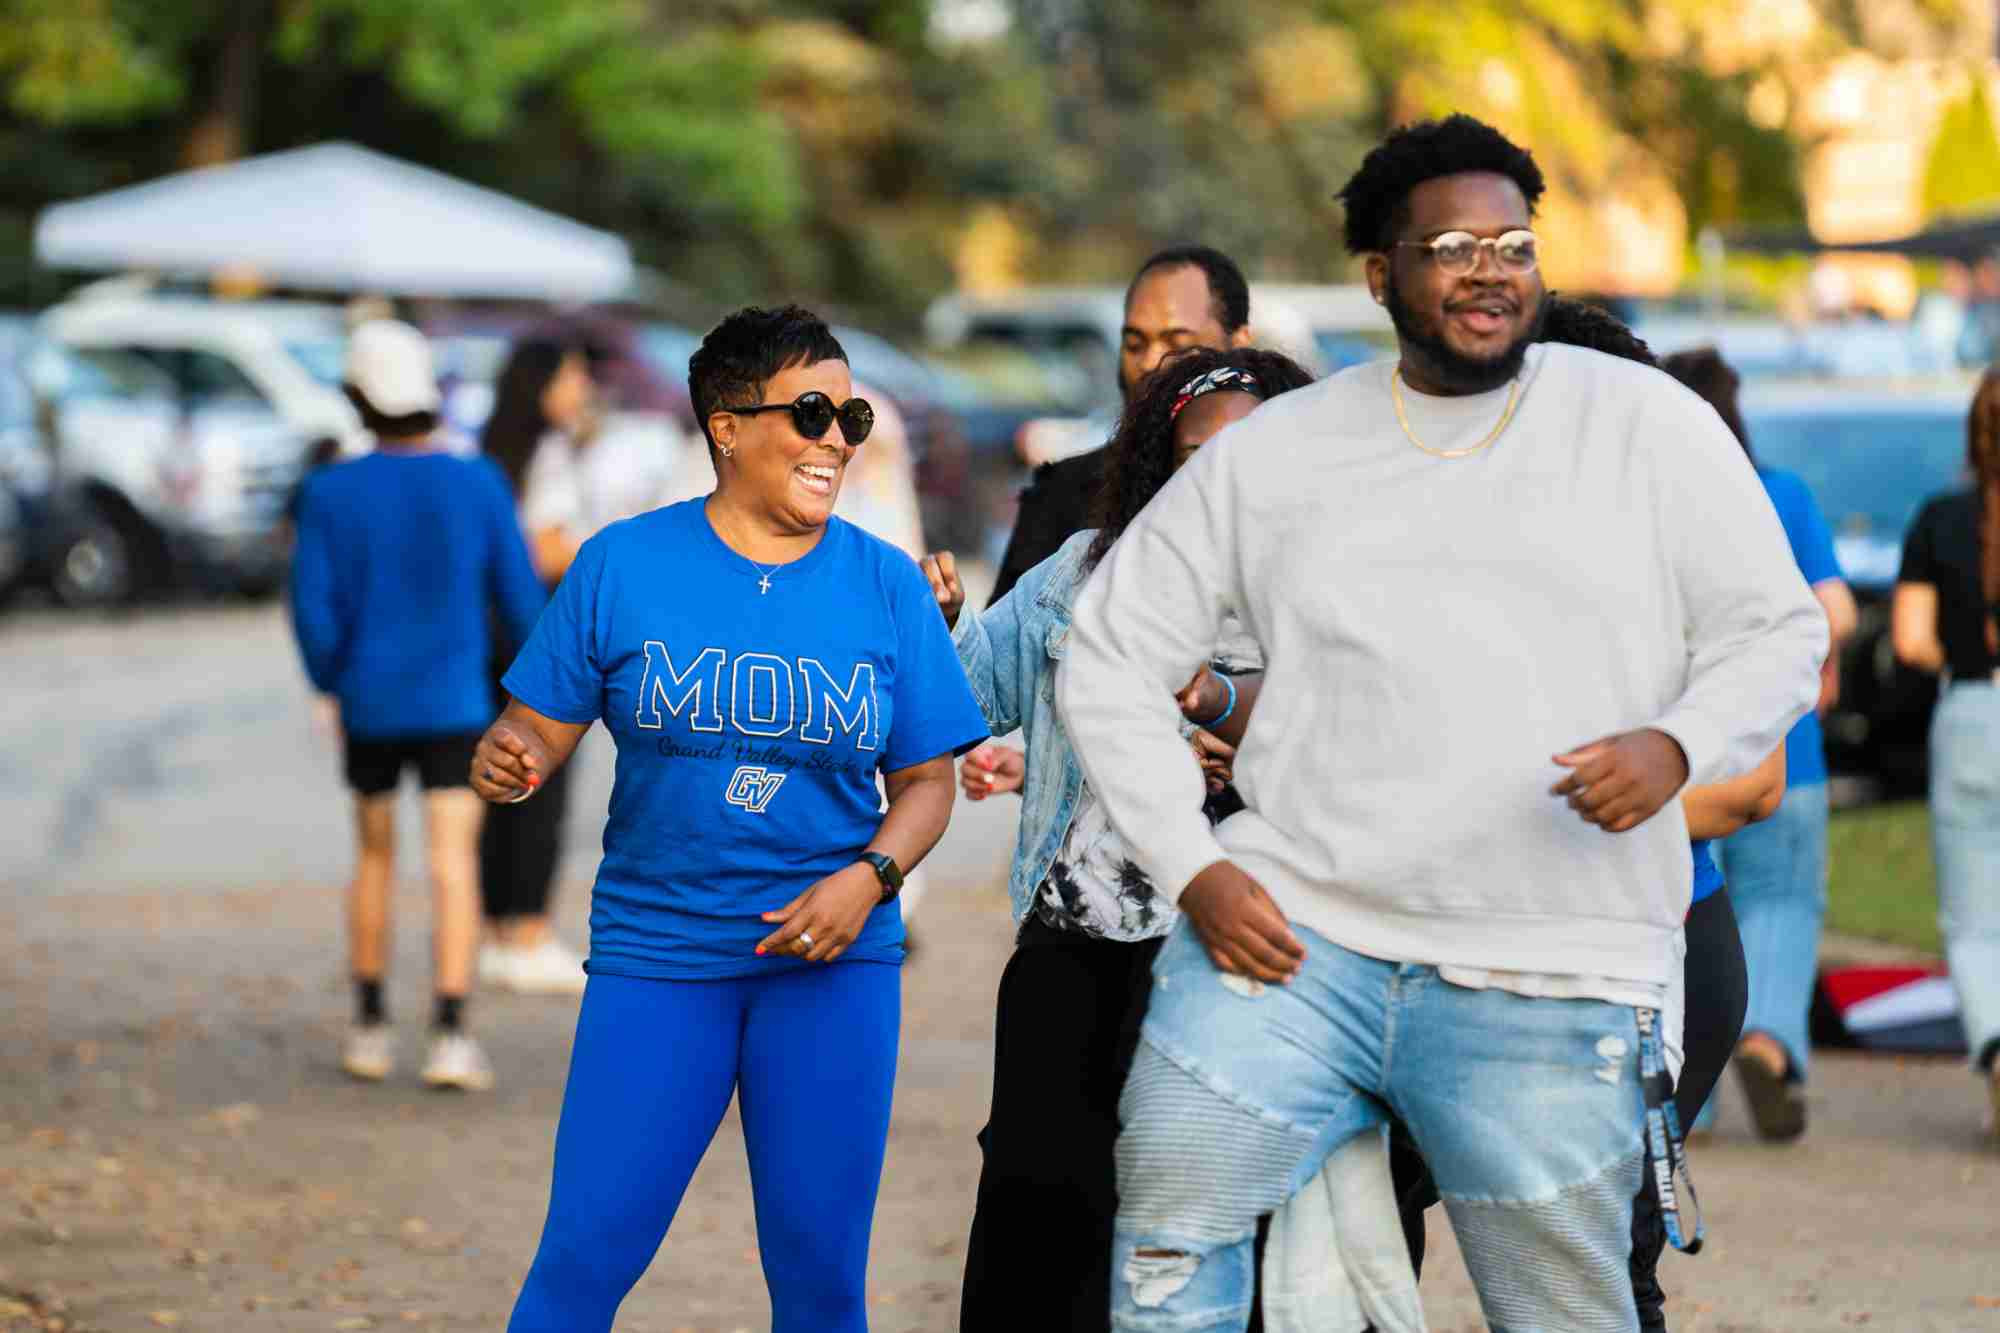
top-left (420, 1032), bottom-right (494, 1092)
top-left (496, 939), bottom-right (588, 997)
top-left (476, 943), bottom-right (514, 986)
top-left (341, 1025), bottom-right (395, 1082)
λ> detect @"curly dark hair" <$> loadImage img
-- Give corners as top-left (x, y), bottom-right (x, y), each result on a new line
top-left (1085, 346), bottom-right (1315, 569)
top-left (1538, 296), bottom-right (1657, 368)
top-left (688, 305), bottom-right (847, 456)
top-left (1337, 114), bottom-right (1546, 255)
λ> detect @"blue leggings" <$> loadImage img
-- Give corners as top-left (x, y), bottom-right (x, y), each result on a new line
top-left (508, 963), bottom-right (901, 1332)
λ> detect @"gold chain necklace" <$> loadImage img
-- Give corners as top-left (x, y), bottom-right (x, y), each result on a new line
top-left (1390, 366), bottom-right (1523, 460)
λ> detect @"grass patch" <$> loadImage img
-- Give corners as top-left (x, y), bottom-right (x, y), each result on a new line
top-left (1826, 801), bottom-right (1941, 956)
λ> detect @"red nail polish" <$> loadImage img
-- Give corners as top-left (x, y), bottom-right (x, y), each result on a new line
top-left (755, 946), bottom-right (765, 956)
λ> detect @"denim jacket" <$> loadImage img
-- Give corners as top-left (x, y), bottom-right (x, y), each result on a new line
top-left (955, 530), bottom-right (1249, 928)
top-left (952, 531), bottom-right (1100, 925)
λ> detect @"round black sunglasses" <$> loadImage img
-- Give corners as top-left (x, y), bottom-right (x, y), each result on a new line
top-left (723, 391), bottom-right (875, 445)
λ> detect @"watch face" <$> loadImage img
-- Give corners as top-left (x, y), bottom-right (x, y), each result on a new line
top-left (867, 853), bottom-right (902, 889)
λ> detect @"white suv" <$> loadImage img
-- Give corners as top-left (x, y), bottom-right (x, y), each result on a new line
top-left (26, 334), bottom-right (313, 606)
top-left (41, 288), bottom-right (363, 456)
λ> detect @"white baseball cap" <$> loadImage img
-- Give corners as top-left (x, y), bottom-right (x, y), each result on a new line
top-left (344, 319), bottom-right (441, 416)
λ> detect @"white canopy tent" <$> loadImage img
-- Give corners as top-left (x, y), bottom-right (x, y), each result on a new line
top-left (34, 142), bottom-right (635, 302)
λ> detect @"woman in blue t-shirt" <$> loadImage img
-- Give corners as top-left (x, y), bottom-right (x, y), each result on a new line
top-left (1664, 348), bottom-right (1856, 1143)
top-left (471, 306), bottom-right (989, 1333)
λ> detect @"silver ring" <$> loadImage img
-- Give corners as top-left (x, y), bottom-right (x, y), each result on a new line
top-left (798, 930), bottom-right (815, 949)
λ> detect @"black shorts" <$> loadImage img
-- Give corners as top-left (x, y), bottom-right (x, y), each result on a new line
top-left (343, 733), bottom-right (481, 796)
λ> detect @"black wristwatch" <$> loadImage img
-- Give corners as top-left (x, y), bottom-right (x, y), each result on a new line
top-left (858, 851), bottom-right (904, 903)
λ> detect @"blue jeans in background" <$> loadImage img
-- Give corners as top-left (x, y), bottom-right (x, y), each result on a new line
top-left (1111, 921), bottom-right (1647, 1333)
top-left (1716, 781), bottom-right (1830, 1080)
top-left (1931, 684), bottom-right (2000, 1071)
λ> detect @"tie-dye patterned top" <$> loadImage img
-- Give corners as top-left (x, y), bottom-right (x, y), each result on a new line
top-left (1034, 618), bottom-right (1261, 942)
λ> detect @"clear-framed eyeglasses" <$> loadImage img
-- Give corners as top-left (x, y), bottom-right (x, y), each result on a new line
top-left (1394, 229), bottom-right (1539, 277)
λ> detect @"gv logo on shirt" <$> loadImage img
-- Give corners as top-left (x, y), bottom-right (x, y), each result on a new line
top-left (724, 765), bottom-right (787, 814)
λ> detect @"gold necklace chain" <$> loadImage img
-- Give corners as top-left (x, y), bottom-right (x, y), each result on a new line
top-left (1390, 366), bottom-right (1523, 460)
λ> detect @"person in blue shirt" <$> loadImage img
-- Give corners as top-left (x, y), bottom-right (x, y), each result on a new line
top-left (474, 306), bottom-right (987, 1333)
top-left (1664, 348), bottom-right (1857, 1143)
top-left (289, 319), bottom-right (547, 1094)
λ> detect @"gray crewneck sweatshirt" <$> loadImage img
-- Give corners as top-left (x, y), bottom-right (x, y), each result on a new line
top-left (1055, 345), bottom-right (1826, 989)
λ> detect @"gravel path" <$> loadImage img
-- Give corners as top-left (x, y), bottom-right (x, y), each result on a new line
top-left (1, 602), bottom-right (1994, 1332)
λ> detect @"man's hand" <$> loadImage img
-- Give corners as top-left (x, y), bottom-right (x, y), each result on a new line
top-left (1180, 861), bottom-right (1304, 983)
top-left (1177, 666), bottom-right (1230, 725)
top-left (919, 551), bottom-right (965, 630)
top-left (1550, 728), bottom-right (1691, 833)
top-left (959, 743), bottom-right (1025, 800)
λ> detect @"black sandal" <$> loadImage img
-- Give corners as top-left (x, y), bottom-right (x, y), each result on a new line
top-left (1733, 1045), bottom-right (1806, 1141)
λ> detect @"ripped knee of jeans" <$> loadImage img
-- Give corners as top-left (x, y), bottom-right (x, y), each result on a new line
top-left (1124, 1249), bottom-right (1201, 1308)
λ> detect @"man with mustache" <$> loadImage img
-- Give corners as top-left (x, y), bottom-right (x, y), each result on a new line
top-left (962, 246), bottom-right (1253, 799)
top-left (1057, 115), bottom-right (1827, 1330)
top-left (986, 245), bottom-right (1254, 607)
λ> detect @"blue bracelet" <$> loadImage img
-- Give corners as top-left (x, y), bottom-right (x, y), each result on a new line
top-left (1202, 672), bottom-right (1237, 728)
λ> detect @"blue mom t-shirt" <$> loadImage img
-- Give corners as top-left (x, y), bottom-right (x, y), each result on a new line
top-left (503, 501), bottom-right (989, 979)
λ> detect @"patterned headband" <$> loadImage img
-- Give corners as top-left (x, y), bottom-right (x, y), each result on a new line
top-left (1169, 365), bottom-right (1262, 421)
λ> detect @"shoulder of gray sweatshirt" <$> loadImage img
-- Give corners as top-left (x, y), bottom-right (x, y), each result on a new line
top-left (1055, 344), bottom-right (1828, 988)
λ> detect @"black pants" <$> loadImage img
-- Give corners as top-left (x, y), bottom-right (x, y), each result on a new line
top-left (960, 917), bottom-right (1163, 1332)
top-left (1628, 887), bottom-right (1748, 1329)
top-left (477, 756), bottom-right (572, 921)
top-left (1392, 888), bottom-right (1749, 1332)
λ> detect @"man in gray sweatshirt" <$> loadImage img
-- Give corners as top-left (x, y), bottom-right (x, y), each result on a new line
top-left (1056, 115), bottom-right (1827, 1331)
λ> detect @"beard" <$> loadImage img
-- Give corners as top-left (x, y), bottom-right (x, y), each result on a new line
top-left (1384, 270), bottom-right (1546, 393)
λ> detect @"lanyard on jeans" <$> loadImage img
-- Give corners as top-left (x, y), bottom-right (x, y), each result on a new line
top-left (1636, 1006), bottom-right (1704, 1254)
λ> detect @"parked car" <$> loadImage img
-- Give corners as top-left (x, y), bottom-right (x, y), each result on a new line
top-left (1637, 312), bottom-right (1955, 382)
top-left (41, 288), bottom-right (363, 457)
top-left (1741, 377), bottom-right (1979, 795)
top-left (23, 341), bottom-right (308, 605)
top-left (0, 327), bottom-right (50, 596)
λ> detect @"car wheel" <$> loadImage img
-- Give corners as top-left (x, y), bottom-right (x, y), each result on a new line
top-left (51, 510), bottom-right (135, 608)
top-left (234, 571), bottom-right (283, 601)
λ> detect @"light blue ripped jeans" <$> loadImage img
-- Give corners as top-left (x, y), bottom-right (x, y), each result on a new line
top-left (1114, 922), bottom-right (1647, 1333)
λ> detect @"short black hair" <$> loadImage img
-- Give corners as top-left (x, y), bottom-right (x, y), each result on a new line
top-left (1337, 114), bottom-right (1546, 255)
top-left (1126, 245), bottom-right (1251, 334)
top-left (688, 305), bottom-right (848, 451)
top-left (342, 384), bottom-right (438, 441)
top-left (1538, 296), bottom-right (1656, 368)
